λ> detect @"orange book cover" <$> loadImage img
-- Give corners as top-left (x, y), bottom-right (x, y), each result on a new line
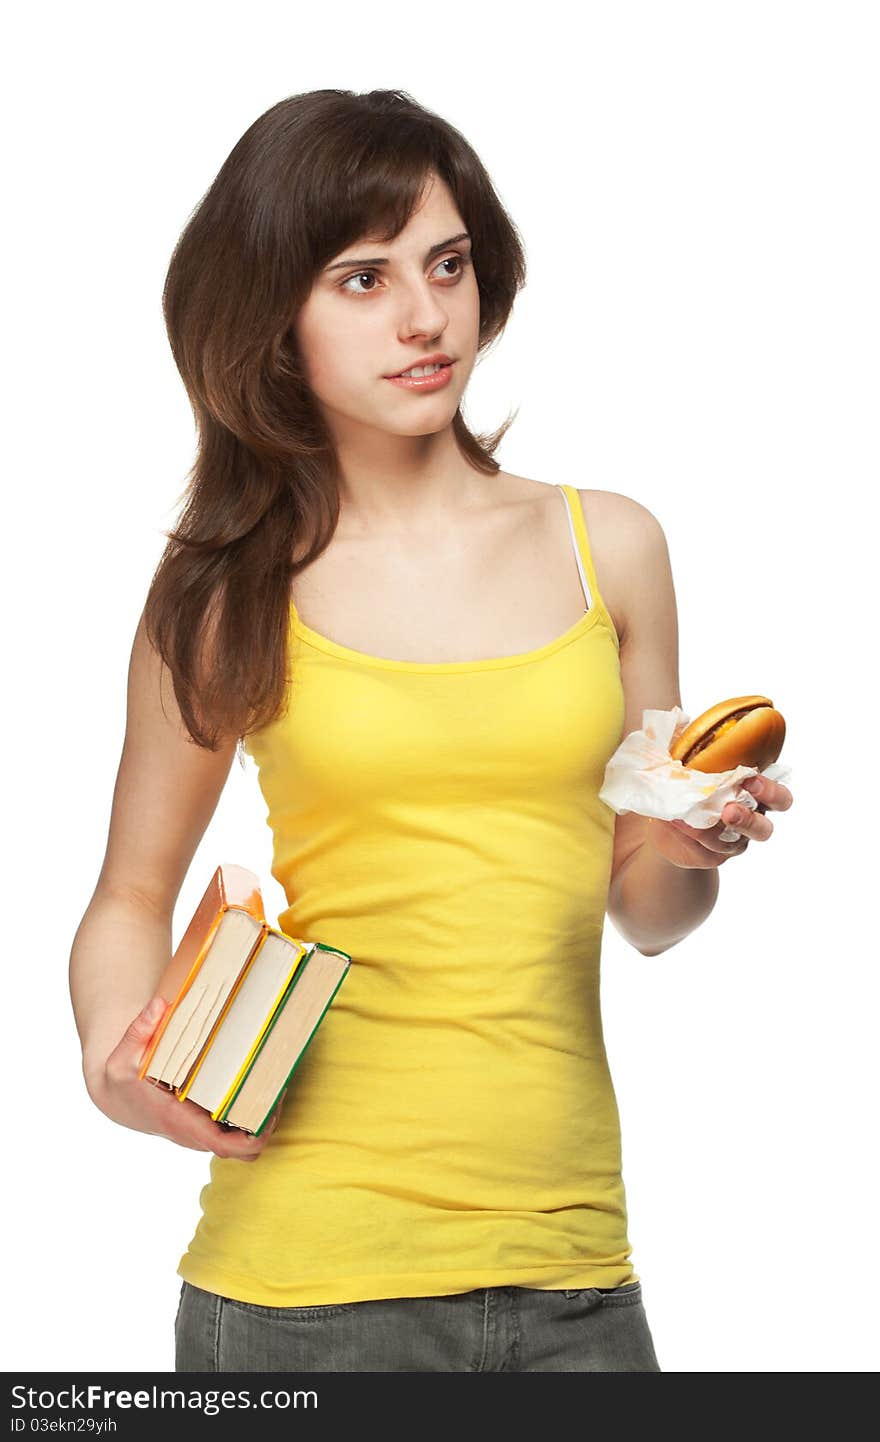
top-left (137, 863), bottom-right (266, 1082)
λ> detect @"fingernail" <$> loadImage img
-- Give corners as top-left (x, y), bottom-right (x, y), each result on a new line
top-left (144, 997), bottom-right (164, 1022)
top-left (744, 777), bottom-right (763, 795)
top-left (729, 807), bottom-right (745, 824)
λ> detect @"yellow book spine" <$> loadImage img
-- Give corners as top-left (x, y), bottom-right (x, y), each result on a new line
top-left (209, 940), bottom-right (311, 1119)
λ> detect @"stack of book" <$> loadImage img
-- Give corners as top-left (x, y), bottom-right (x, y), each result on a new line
top-left (138, 864), bottom-right (350, 1136)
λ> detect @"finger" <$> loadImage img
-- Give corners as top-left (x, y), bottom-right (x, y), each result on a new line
top-left (209, 1121), bottom-right (265, 1159)
top-left (669, 820), bottom-right (747, 866)
top-left (266, 1088), bottom-right (288, 1126)
top-left (764, 781), bottom-right (794, 811)
top-left (722, 803), bottom-right (774, 840)
top-left (172, 1100), bottom-right (262, 1157)
top-left (672, 819), bottom-right (747, 854)
top-left (742, 776), bottom-right (793, 812)
top-left (115, 997), bottom-right (167, 1074)
top-left (262, 1096), bottom-right (287, 1137)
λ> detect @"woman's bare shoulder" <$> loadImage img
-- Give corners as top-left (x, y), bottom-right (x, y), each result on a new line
top-left (574, 488), bottom-right (671, 648)
top-left (576, 486), bottom-right (663, 532)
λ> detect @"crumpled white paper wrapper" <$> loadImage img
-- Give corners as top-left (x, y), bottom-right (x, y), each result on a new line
top-left (599, 706), bottom-right (793, 842)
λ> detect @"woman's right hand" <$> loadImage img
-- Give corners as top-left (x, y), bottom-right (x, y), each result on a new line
top-left (87, 996), bottom-right (286, 1161)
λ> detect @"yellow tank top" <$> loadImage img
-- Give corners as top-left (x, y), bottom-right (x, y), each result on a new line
top-left (177, 483), bottom-right (638, 1306)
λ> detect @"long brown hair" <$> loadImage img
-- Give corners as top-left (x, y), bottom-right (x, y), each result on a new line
top-left (145, 88), bottom-right (527, 754)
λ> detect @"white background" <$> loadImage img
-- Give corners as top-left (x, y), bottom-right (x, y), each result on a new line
top-left (5, 0), bottom-right (877, 1374)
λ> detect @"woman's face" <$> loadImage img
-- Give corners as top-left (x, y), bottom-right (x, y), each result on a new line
top-left (293, 173), bottom-right (480, 439)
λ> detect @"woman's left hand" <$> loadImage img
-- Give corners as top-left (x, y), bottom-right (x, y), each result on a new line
top-left (647, 774), bottom-right (794, 870)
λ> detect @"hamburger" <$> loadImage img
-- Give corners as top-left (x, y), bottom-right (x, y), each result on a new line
top-left (670, 695), bottom-right (786, 775)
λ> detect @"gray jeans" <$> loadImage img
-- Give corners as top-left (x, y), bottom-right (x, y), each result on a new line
top-left (175, 1279), bottom-right (661, 1372)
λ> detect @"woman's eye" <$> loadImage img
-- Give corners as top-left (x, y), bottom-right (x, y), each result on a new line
top-left (340, 253), bottom-right (470, 296)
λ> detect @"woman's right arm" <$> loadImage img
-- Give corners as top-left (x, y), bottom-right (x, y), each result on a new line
top-left (69, 608), bottom-right (279, 1160)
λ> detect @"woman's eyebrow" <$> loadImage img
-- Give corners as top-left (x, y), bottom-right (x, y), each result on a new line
top-left (324, 232), bottom-right (471, 272)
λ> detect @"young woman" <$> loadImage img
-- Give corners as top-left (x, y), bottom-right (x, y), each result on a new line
top-left (70, 89), bottom-right (793, 1374)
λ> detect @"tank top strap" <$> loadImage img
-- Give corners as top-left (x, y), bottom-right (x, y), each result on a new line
top-left (556, 483), bottom-right (607, 617)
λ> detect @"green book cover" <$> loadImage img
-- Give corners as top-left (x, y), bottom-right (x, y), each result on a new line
top-left (218, 941), bottom-right (351, 1136)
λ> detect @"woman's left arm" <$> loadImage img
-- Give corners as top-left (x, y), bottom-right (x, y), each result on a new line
top-left (612, 775), bottom-right (794, 957)
top-left (601, 493), bottom-right (794, 957)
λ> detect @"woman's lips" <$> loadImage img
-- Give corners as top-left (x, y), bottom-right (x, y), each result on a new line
top-left (385, 362), bottom-right (455, 391)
